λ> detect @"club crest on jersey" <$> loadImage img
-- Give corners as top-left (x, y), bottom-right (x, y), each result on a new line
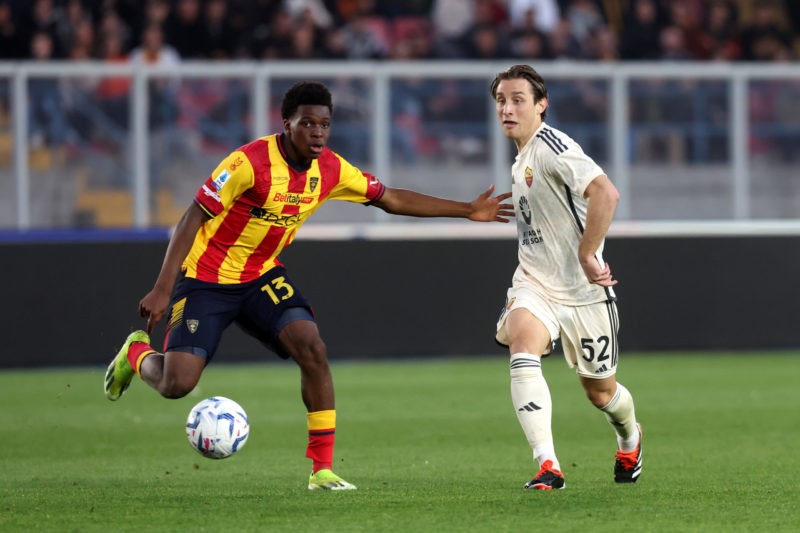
top-left (186, 319), bottom-right (199, 333)
top-left (212, 169), bottom-right (231, 191)
top-left (524, 167), bottom-right (534, 187)
top-left (309, 176), bottom-right (319, 192)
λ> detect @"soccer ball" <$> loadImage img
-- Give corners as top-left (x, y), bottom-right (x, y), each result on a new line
top-left (186, 396), bottom-right (250, 459)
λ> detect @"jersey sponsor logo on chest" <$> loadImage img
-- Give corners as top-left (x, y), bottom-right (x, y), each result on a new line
top-left (249, 206), bottom-right (302, 227)
top-left (273, 192), bottom-right (314, 205)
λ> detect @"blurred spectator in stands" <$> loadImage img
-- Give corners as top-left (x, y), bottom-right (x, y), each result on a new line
top-left (89, 0), bottom-right (145, 44)
top-left (165, 0), bottom-right (204, 58)
top-left (54, 0), bottom-right (91, 59)
top-left (230, 0), bottom-right (278, 47)
top-left (703, 0), bottom-right (741, 61)
top-left (202, 0), bottom-right (237, 59)
top-left (65, 15), bottom-right (95, 59)
top-left (565, 0), bottom-right (605, 47)
top-left (0, 0), bottom-right (24, 59)
top-left (391, 17), bottom-right (434, 59)
top-left (61, 14), bottom-right (99, 146)
top-left (558, 0), bottom-right (610, 59)
top-left (619, 0), bottom-right (663, 60)
top-left (143, 0), bottom-right (171, 29)
top-left (129, 23), bottom-right (180, 128)
top-left (459, 0), bottom-right (510, 59)
top-left (431, 0), bottom-right (476, 57)
top-left (130, 21), bottom-right (180, 65)
top-left (550, 18), bottom-right (582, 58)
top-left (740, 1), bottom-right (791, 61)
top-left (23, 0), bottom-right (64, 57)
top-left (97, 7), bottom-right (132, 53)
top-left (511, 28), bottom-right (552, 59)
top-left (508, 0), bottom-right (560, 35)
top-left (660, 25), bottom-right (692, 60)
top-left (321, 26), bottom-right (349, 58)
top-left (95, 32), bottom-right (131, 130)
top-left (463, 22), bottom-right (509, 59)
top-left (288, 19), bottom-right (319, 58)
top-left (253, 7), bottom-right (295, 58)
top-left (666, 0), bottom-right (710, 59)
top-left (587, 25), bottom-right (618, 61)
top-left (285, 0), bottom-right (334, 31)
top-left (28, 31), bottom-right (70, 146)
top-left (339, 11), bottom-right (387, 59)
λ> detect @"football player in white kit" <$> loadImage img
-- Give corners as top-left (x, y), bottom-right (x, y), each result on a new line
top-left (492, 65), bottom-right (642, 490)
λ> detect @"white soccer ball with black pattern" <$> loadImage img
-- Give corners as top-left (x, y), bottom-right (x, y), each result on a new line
top-left (186, 396), bottom-right (250, 459)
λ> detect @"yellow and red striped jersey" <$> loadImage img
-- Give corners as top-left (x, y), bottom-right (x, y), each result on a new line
top-left (185, 133), bottom-right (385, 284)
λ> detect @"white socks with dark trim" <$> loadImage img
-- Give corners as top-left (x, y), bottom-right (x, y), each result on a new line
top-left (601, 383), bottom-right (639, 452)
top-left (510, 353), bottom-right (559, 470)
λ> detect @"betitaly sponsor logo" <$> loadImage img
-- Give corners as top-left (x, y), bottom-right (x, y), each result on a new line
top-left (273, 192), bottom-right (314, 205)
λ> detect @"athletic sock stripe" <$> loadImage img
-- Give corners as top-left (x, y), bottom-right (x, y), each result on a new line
top-left (308, 429), bottom-right (335, 436)
top-left (510, 359), bottom-right (541, 369)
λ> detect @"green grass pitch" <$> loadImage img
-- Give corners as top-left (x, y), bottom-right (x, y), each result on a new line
top-left (1, 352), bottom-right (798, 532)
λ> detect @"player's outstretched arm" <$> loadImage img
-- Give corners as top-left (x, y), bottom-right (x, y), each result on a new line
top-left (139, 203), bottom-right (210, 333)
top-left (373, 184), bottom-right (514, 222)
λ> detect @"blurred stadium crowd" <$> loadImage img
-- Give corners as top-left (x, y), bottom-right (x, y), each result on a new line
top-left (1, 0), bottom-right (799, 63)
top-left (2, 0), bottom-right (800, 210)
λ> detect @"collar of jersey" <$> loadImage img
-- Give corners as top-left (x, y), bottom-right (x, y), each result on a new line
top-left (277, 133), bottom-right (313, 173)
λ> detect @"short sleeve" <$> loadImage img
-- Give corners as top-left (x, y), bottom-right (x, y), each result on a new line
top-left (194, 151), bottom-right (255, 217)
top-left (546, 143), bottom-right (605, 198)
top-left (327, 156), bottom-right (386, 204)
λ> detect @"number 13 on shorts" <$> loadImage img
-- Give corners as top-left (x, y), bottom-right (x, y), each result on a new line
top-left (261, 276), bottom-right (295, 304)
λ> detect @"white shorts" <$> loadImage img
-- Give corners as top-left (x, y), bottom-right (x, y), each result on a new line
top-left (496, 285), bottom-right (619, 379)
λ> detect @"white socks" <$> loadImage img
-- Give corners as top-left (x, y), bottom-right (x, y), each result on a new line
top-left (601, 383), bottom-right (639, 451)
top-left (510, 353), bottom-right (559, 470)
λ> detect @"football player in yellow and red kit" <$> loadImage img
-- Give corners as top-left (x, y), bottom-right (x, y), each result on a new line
top-left (104, 80), bottom-right (514, 490)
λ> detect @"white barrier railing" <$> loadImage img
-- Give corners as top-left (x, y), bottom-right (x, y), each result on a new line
top-left (1, 60), bottom-right (799, 233)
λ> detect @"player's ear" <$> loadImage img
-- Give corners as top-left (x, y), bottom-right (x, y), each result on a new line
top-left (536, 97), bottom-right (548, 116)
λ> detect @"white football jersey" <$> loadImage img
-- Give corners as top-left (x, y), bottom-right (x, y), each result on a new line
top-left (510, 122), bottom-right (615, 305)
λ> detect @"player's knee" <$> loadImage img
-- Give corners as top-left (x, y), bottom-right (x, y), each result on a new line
top-left (292, 337), bottom-right (329, 371)
top-left (158, 376), bottom-right (196, 399)
top-left (586, 388), bottom-right (614, 409)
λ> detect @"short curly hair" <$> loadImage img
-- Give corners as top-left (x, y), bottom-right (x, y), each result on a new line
top-left (281, 81), bottom-right (333, 120)
top-left (490, 65), bottom-right (548, 120)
